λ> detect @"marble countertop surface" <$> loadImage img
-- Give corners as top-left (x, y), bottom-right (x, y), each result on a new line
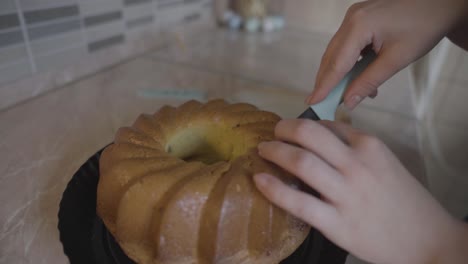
top-left (0, 29), bottom-right (423, 264)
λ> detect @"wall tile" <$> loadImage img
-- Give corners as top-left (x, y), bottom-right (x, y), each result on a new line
top-left (0, 0), bottom-right (17, 14)
top-left (23, 5), bottom-right (79, 25)
top-left (88, 34), bottom-right (125, 52)
top-left (0, 32), bottom-right (163, 110)
top-left (0, 30), bottom-right (24, 48)
top-left (27, 18), bottom-right (81, 40)
top-left (201, 0), bottom-right (212, 8)
top-left (0, 44), bottom-right (28, 65)
top-left (0, 0), bottom-right (213, 109)
top-left (123, 2), bottom-right (154, 21)
top-left (0, 60), bottom-right (31, 85)
top-left (126, 15), bottom-right (155, 29)
top-left (158, 0), bottom-right (185, 9)
top-left (19, 0), bottom-right (77, 12)
top-left (34, 46), bottom-right (87, 70)
top-left (30, 30), bottom-right (84, 56)
top-left (124, 0), bottom-right (153, 6)
top-left (85, 20), bottom-right (125, 43)
top-left (184, 0), bottom-right (203, 4)
top-left (0, 13), bottom-right (20, 31)
top-left (184, 12), bottom-right (201, 23)
top-left (84, 10), bottom-right (122, 27)
top-left (157, 4), bottom-right (189, 28)
top-left (78, 0), bottom-right (123, 16)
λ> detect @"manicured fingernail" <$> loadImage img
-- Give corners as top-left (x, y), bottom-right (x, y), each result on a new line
top-left (345, 95), bottom-right (363, 109)
top-left (254, 173), bottom-right (272, 186)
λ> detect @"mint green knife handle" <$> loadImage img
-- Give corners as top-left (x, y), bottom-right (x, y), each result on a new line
top-left (310, 51), bottom-right (377, 121)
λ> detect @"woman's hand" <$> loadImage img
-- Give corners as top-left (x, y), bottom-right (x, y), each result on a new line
top-left (306, 0), bottom-right (468, 109)
top-left (254, 119), bottom-right (468, 264)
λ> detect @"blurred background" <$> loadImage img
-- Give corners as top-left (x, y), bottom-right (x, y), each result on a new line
top-left (0, 1), bottom-right (467, 263)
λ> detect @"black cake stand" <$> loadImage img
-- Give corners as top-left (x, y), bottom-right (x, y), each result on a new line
top-left (58, 148), bottom-right (348, 264)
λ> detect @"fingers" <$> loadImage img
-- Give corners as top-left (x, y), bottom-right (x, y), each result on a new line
top-left (318, 120), bottom-right (361, 145)
top-left (307, 4), bottom-right (373, 105)
top-left (254, 173), bottom-right (337, 232)
top-left (343, 48), bottom-right (405, 109)
top-left (319, 120), bottom-right (390, 171)
top-left (258, 141), bottom-right (344, 201)
top-left (274, 119), bottom-right (353, 171)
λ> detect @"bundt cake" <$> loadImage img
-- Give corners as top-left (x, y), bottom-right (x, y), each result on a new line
top-left (97, 99), bottom-right (310, 264)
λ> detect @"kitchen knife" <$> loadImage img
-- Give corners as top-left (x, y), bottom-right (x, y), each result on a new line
top-left (299, 51), bottom-right (377, 121)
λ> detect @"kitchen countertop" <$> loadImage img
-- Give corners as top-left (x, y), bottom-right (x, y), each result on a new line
top-left (0, 29), bottom-right (424, 264)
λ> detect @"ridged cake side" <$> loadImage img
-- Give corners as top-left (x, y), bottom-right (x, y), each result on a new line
top-left (97, 99), bottom-right (310, 264)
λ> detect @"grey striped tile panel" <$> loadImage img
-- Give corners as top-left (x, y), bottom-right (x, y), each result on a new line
top-left (126, 15), bottom-right (154, 28)
top-left (23, 5), bottom-right (79, 24)
top-left (28, 18), bottom-right (81, 40)
top-left (0, 13), bottom-right (20, 31)
top-left (0, 30), bottom-right (23, 48)
top-left (124, 0), bottom-right (152, 6)
top-left (88, 34), bottom-right (124, 52)
top-left (157, 0), bottom-right (184, 8)
top-left (0, 0), bottom-right (17, 14)
top-left (84, 11), bottom-right (122, 27)
top-left (183, 0), bottom-right (201, 4)
top-left (31, 30), bottom-right (84, 56)
top-left (202, 1), bottom-right (212, 7)
top-left (0, 60), bottom-right (31, 85)
top-left (184, 13), bottom-right (200, 23)
top-left (34, 46), bottom-right (87, 70)
top-left (0, 44), bottom-right (28, 65)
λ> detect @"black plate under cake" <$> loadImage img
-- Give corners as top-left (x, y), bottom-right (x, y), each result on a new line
top-left (58, 147), bottom-right (348, 264)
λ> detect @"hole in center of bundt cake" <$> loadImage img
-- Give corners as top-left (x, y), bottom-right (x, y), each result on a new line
top-left (165, 126), bottom-right (237, 165)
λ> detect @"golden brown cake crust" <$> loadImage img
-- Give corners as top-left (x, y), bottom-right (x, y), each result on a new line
top-left (97, 99), bottom-right (310, 264)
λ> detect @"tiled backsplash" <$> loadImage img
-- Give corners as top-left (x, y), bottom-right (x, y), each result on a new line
top-left (0, 0), bottom-right (213, 110)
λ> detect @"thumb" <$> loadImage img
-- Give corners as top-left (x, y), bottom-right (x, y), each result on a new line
top-left (343, 49), bottom-right (405, 109)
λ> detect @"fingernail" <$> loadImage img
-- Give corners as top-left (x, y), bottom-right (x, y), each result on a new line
top-left (345, 95), bottom-right (363, 110)
top-left (305, 94), bottom-right (314, 105)
top-left (254, 173), bottom-right (272, 186)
